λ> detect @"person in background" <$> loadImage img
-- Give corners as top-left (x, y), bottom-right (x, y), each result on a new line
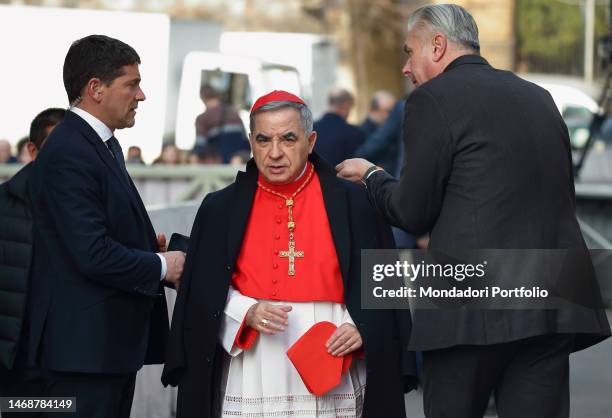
top-left (0, 139), bottom-right (18, 164)
top-left (126, 145), bottom-right (145, 165)
top-left (313, 88), bottom-right (365, 167)
top-left (17, 137), bottom-right (33, 164)
top-left (354, 97), bottom-right (407, 177)
top-left (188, 144), bottom-right (223, 165)
top-left (187, 151), bottom-right (201, 165)
top-left (229, 150), bottom-right (251, 167)
top-left (153, 143), bottom-right (181, 165)
top-left (194, 85), bottom-right (249, 163)
top-left (0, 107), bottom-right (66, 418)
top-left (354, 95), bottom-right (420, 249)
top-left (360, 90), bottom-right (395, 137)
top-left (198, 144), bottom-right (223, 165)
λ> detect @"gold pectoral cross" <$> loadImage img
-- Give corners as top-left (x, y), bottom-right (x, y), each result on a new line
top-left (279, 240), bottom-right (304, 276)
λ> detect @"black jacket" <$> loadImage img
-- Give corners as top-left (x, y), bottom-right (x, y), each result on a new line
top-left (356, 99), bottom-right (406, 176)
top-left (0, 163), bottom-right (34, 370)
top-left (162, 153), bottom-right (416, 418)
top-left (314, 113), bottom-right (366, 167)
top-left (26, 110), bottom-right (169, 373)
top-left (365, 55), bottom-right (611, 352)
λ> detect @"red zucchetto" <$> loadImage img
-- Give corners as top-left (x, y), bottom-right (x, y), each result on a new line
top-left (250, 90), bottom-right (306, 113)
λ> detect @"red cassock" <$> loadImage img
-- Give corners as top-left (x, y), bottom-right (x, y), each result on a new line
top-left (230, 163), bottom-right (356, 394)
top-left (232, 162), bottom-right (345, 304)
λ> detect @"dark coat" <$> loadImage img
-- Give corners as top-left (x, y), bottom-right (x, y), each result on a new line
top-left (162, 153), bottom-right (416, 418)
top-left (26, 111), bottom-right (169, 373)
top-left (0, 163), bottom-right (34, 370)
top-left (314, 113), bottom-right (366, 167)
top-left (356, 99), bottom-right (405, 176)
top-left (359, 117), bottom-right (378, 138)
top-left (365, 54), bottom-right (611, 352)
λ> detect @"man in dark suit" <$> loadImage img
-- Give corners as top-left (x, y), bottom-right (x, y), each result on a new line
top-left (313, 87), bottom-right (365, 167)
top-left (338, 4), bottom-right (611, 418)
top-left (27, 35), bottom-right (185, 418)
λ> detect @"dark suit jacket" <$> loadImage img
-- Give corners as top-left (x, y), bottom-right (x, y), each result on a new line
top-left (162, 153), bottom-right (416, 418)
top-left (365, 55), bottom-right (611, 352)
top-left (313, 113), bottom-right (365, 167)
top-left (27, 110), bottom-right (169, 373)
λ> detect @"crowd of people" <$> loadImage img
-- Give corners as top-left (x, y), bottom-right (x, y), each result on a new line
top-left (0, 86), bottom-right (399, 170)
top-left (0, 4), bottom-right (610, 418)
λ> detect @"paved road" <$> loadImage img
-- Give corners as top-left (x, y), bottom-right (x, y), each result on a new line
top-left (405, 310), bottom-right (612, 417)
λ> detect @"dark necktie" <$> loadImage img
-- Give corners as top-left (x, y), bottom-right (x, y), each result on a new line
top-left (105, 136), bottom-right (131, 184)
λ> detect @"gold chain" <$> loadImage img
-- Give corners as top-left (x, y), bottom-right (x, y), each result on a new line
top-left (257, 164), bottom-right (315, 275)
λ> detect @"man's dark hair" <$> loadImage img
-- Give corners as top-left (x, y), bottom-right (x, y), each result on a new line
top-left (63, 35), bottom-right (141, 104)
top-left (29, 108), bottom-right (66, 149)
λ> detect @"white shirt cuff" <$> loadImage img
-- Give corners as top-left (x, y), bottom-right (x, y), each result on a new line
top-left (342, 306), bottom-right (356, 326)
top-left (157, 253), bottom-right (167, 281)
top-left (219, 286), bottom-right (258, 356)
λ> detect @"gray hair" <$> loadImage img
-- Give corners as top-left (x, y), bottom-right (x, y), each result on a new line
top-left (249, 101), bottom-right (313, 136)
top-left (407, 4), bottom-right (480, 52)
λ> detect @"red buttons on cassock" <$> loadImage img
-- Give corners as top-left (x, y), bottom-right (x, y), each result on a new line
top-left (274, 249), bottom-right (279, 255)
top-left (278, 203), bottom-right (283, 209)
top-left (275, 235), bottom-right (280, 240)
top-left (276, 218), bottom-right (282, 224)
top-left (272, 291), bottom-right (277, 296)
top-left (273, 263), bottom-right (278, 269)
top-left (272, 279), bottom-right (278, 284)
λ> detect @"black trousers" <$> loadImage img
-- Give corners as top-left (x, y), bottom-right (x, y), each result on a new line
top-left (422, 334), bottom-right (574, 418)
top-left (39, 370), bottom-right (136, 418)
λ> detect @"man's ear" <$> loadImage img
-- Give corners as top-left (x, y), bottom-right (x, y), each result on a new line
top-left (307, 130), bottom-right (317, 153)
top-left (26, 141), bottom-right (38, 160)
top-left (85, 78), bottom-right (104, 103)
top-left (432, 33), bottom-right (448, 62)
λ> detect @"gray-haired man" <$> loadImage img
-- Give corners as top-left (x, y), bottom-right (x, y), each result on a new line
top-left (338, 4), bottom-right (610, 417)
top-left (163, 90), bottom-right (417, 418)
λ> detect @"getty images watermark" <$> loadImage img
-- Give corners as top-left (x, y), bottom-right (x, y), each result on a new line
top-left (361, 249), bottom-right (609, 310)
top-left (371, 259), bottom-right (549, 299)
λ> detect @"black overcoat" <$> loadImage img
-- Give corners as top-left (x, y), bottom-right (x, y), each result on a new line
top-left (365, 54), bottom-right (611, 352)
top-left (162, 153), bottom-right (416, 418)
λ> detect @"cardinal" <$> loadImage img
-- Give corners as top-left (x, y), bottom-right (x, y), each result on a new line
top-left (162, 90), bottom-right (417, 418)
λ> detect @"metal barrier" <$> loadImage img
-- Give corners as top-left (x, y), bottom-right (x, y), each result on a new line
top-left (3, 164), bottom-right (612, 245)
top-left (1, 164), bottom-right (241, 206)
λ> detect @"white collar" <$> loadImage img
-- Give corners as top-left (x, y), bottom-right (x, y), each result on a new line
top-left (293, 162), bottom-right (308, 182)
top-left (70, 107), bottom-right (114, 142)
